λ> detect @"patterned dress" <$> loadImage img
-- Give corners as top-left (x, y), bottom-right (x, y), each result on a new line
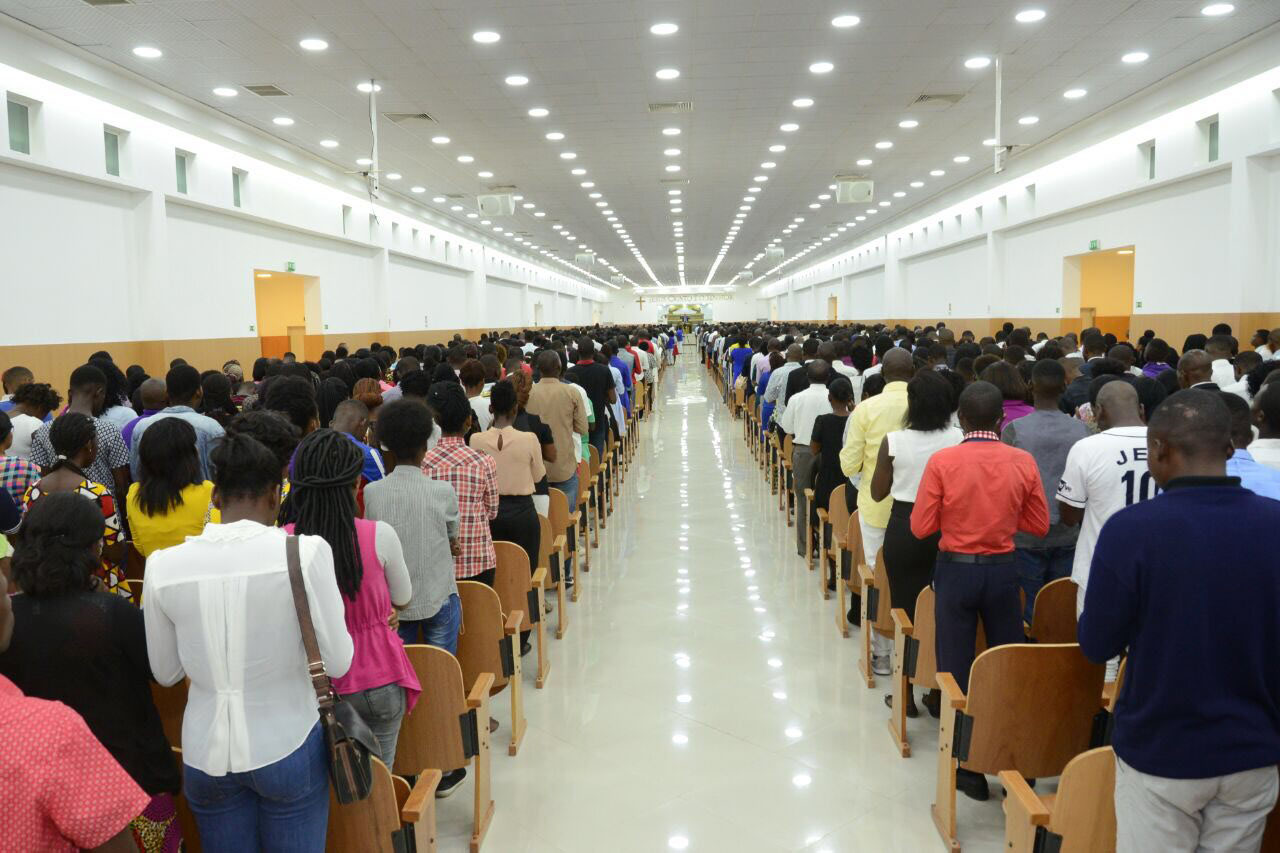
top-left (23, 479), bottom-right (129, 598)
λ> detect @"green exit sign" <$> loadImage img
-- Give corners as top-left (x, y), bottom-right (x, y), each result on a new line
top-left (1089, 239), bottom-right (1100, 251)
top-left (286, 261), bottom-right (296, 272)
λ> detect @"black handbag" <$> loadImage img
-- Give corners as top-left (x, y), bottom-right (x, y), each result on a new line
top-left (285, 535), bottom-right (379, 804)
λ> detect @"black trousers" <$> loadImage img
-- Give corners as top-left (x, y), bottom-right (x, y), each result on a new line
top-left (489, 494), bottom-right (541, 570)
top-left (933, 558), bottom-right (1024, 694)
top-left (883, 501), bottom-right (941, 622)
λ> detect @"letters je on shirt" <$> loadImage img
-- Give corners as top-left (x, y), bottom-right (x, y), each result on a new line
top-left (1115, 446), bottom-right (1147, 466)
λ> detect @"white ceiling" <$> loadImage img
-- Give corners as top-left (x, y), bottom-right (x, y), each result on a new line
top-left (3, 0), bottom-right (1278, 290)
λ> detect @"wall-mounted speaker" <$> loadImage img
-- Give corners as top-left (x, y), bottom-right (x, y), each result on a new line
top-left (835, 178), bottom-right (874, 204)
top-left (477, 194), bottom-right (516, 216)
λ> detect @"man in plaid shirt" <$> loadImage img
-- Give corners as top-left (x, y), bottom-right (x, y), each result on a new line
top-left (421, 381), bottom-right (499, 584)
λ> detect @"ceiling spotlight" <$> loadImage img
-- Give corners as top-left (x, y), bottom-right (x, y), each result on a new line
top-left (213, 86), bottom-right (238, 97)
top-left (528, 107), bottom-right (550, 117)
top-left (589, 192), bottom-right (602, 199)
top-left (809, 61), bottom-right (834, 74)
top-left (650, 22), bottom-right (679, 35)
top-left (875, 140), bottom-right (893, 149)
top-left (1063, 87), bottom-right (1088, 99)
top-left (272, 116), bottom-right (295, 126)
top-left (299, 38), bottom-right (329, 51)
top-left (761, 161), bottom-right (776, 168)
top-left (356, 82), bottom-right (382, 93)
top-left (664, 148), bottom-right (681, 156)
top-left (769, 144), bottom-right (786, 153)
top-left (1014, 9), bottom-right (1046, 23)
top-left (384, 172), bottom-right (401, 180)
top-left (477, 170), bottom-right (493, 178)
top-left (411, 186), bottom-right (425, 193)
top-left (662, 127), bottom-right (682, 136)
top-left (780, 123), bottom-right (799, 132)
top-left (656, 68), bottom-right (681, 80)
top-left (504, 75), bottom-right (529, 86)
top-left (953, 155), bottom-right (970, 163)
top-left (929, 169), bottom-right (946, 176)
top-left (809, 203), bottom-right (820, 209)
top-left (982, 137), bottom-right (998, 146)
top-left (754, 175), bottom-right (768, 182)
top-left (831, 14), bottom-right (861, 27)
top-left (1122, 51), bottom-right (1149, 64)
top-left (1018, 115), bottom-right (1039, 125)
top-left (910, 180), bottom-right (924, 187)
top-left (545, 131), bottom-right (565, 140)
top-left (893, 191), bottom-right (906, 197)
top-left (571, 168), bottom-right (586, 175)
top-left (665, 164), bottom-right (681, 172)
top-left (964, 56), bottom-right (992, 69)
top-left (457, 155), bottom-right (474, 163)
top-left (792, 98), bottom-right (814, 108)
top-left (132, 46), bottom-right (163, 59)
top-left (898, 119), bottom-right (919, 129)
top-left (668, 189), bottom-right (682, 195)
top-left (582, 181), bottom-right (595, 188)
top-left (431, 135), bottom-right (450, 144)
top-left (1201, 3), bottom-right (1234, 15)
top-left (472, 31), bottom-right (501, 43)
top-left (432, 196), bottom-right (446, 202)
top-left (856, 158), bottom-right (873, 166)
top-left (560, 151), bottom-right (577, 159)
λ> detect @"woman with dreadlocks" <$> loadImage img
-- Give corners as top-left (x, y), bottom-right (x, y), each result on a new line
top-left (284, 428), bottom-right (419, 768)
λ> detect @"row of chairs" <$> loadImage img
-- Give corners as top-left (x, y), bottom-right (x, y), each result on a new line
top-left (708, 353), bottom-right (1280, 853)
top-left (142, 363), bottom-right (665, 852)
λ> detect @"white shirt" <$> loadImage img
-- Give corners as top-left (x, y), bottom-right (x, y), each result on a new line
top-left (1222, 377), bottom-right (1252, 401)
top-left (469, 394), bottom-right (493, 431)
top-left (143, 521), bottom-right (354, 776)
top-left (570, 380), bottom-right (591, 463)
top-left (1211, 359), bottom-right (1237, 389)
top-left (830, 362), bottom-right (865, 403)
top-left (1257, 344), bottom-right (1274, 360)
top-left (1056, 426), bottom-right (1155, 613)
top-left (1250, 438), bottom-right (1280, 472)
top-left (886, 427), bottom-right (964, 502)
top-left (778, 383), bottom-right (832, 445)
top-left (7, 412), bottom-right (43, 460)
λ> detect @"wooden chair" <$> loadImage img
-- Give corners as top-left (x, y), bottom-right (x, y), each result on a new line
top-left (574, 458), bottom-right (593, 580)
top-left (780, 433), bottom-right (795, 526)
top-left (856, 547), bottom-right (893, 688)
top-left (826, 487), bottom-right (853, 638)
top-left (494, 540), bottom-right (550, 688)
top-left (1001, 746), bottom-right (1116, 853)
top-left (1027, 577), bottom-right (1078, 643)
top-left (151, 678), bottom-right (189, 749)
top-left (455, 580), bottom-right (527, 757)
top-left (546, 488), bottom-right (577, 620)
top-left (394, 645), bottom-right (495, 853)
top-left (933, 644), bottom-right (1107, 852)
top-left (328, 757), bottom-right (442, 853)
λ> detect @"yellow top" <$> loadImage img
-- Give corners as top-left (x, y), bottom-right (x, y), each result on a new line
top-left (126, 480), bottom-right (214, 557)
top-left (838, 381), bottom-right (909, 529)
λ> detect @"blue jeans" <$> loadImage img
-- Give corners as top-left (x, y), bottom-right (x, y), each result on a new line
top-left (550, 476), bottom-right (579, 511)
top-left (342, 683), bottom-right (406, 770)
top-left (1013, 545), bottom-right (1076, 624)
top-left (184, 722), bottom-right (329, 853)
top-left (398, 592), bottom-right (461, 655)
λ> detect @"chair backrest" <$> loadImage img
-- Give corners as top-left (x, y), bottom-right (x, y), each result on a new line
top-left (872, 548), bottom-right (894, 636)
top-left (576, 459), bottom-right (590, 506)
top-left (1049, 746), bottom-right (1117, 853)
top-left (782, 433), bottom-right (794, 463)
top-left (493, 540), bottom-right (534, 618)
top-left (394, 645), bottom-right (469, 776)
top-left (548, 488), bottom-right (569, 533)
top-left (964, 644), bottom-right (1106, 779)
top-left (846, 510), bottom-right (864, 562)
top-left (589, 444), bottom-right (601, 476)
top-left (827, 485), bottom-right (849, 546)
top-left (327, 756), bottom-right (402, 853)
top-left (909, 587), bottom-right (987, 690)
top-left (455, 580), bottom-right (509, 695)
top-left (151, 679), bottom-right (189, 748)
top-left (537, 514), bottom-right (553, 571)
top-left (1030, 577), bottom-right (1078, 643)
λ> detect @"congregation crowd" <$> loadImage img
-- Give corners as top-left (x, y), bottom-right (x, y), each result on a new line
top-left (704, 320), bottom-right (1280, 851)
top-left (0, 327), bottom-right (679, 852)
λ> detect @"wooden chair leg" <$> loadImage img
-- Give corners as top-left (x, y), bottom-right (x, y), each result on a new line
top-left (467, 677), bottom-right (495, 853)
top-left (857, 562), bottom-right (876, 687)
top-left (550, 551), bottom-right (568, 639)
top-left (504, 616), bottom-right (527, 756)
top-left (401, 770), bottom-right (442, 853)
top-left (931, 674), bottom-right (965, 853)
top-left (534, 580), bottom-right (550, 687)
top-left (818, 519), bottom-right (831, 601)
top-left (835, 549), bottom-right (851, 638)
top-left (888, 608), bottom-right (913, 758)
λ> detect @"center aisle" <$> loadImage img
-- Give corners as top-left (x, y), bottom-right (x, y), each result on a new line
top-left (453, 354), bottom-right (1006, 852)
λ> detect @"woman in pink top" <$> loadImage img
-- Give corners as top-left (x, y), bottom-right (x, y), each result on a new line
top-left (286, 429), bottom-right (420, 768)
top-left (982, 361), bottom-right (1035, 427)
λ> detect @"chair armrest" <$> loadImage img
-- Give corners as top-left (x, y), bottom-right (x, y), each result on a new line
top-left (401, 769), bottom-right (443, 822)
top-left (856, 562), bottom-right (875, 585)
top-left (552, 535), bottom-right (566, 552)
top-left (816, 509), bottom-right (828, 522)
top-left (803, 488), bottom-right (815, 500)
top-left (890, 607), bottom-right (914, 636)
top-left (999, 770), bottom-right (1050, 825)
top-left (504, 610), bottom-right (524, 635)
top-left (531, 566), bottom-right (548, 587)
top-left (567, 511), bottom-right (580, 524)
top-left (467, 673), bottom-right (496, 709)
top-left (936, 672), bottom-right (968, 710)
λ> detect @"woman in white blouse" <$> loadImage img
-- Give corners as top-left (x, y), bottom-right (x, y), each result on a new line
top-left (870, 369), bottom-right (962, 718)
top-left (144, 433), bottom-right (353, 852)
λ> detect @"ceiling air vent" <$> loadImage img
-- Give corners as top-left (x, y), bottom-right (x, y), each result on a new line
top-left (911, 93), bottom-right (964, 108)
top-left (660, 178), bottom-right (690, 186)
top-left (648, 101), bottom-right (693, 113)
top-left (243, 84), bottom-right (290, 97)
top-left (445, 193), bottom-right (467, 200)
top-left (83, 0), bottom-right (132, 5)
top-left (384, 113), bottom-right (436, 125)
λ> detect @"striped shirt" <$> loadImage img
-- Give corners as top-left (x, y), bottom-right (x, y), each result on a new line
top-left (420, 437), bottom-right (499, 579)
top-left (29, 416), bottom-right (129, 498)
top-left (364, 466), bottom-right (460, 620)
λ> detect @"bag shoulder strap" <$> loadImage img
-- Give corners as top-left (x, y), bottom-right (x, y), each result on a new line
top-left (286, 535), bottom-right (335, 709)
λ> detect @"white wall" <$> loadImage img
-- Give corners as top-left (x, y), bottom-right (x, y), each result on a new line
top-left (0, 21), bottom-right (607, 347)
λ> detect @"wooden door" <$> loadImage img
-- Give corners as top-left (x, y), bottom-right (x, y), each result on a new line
top-left (287, 325), bottom-right (306, 361)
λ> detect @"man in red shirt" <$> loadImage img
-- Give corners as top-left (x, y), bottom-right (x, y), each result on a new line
top-left (911, 380), bottom-right (1049, 800)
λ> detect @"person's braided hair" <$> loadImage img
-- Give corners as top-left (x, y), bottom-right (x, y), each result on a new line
top-left (11, 491), bottom-right (104, 597)
top-left (47, 412), bottom-right (96, 476)
top-left (288, 428), bottom-right (366, 600)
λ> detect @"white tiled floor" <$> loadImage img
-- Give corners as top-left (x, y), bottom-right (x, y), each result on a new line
top-left (438, 355), bottom-right (1007, 852)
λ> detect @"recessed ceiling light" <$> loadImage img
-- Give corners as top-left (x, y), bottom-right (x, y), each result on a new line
top-left (1122, 51), bottom-right (1149, 64)
top-left (855, 158), bottom-right (873, 166)
top-left (779, 123), bottom-right (800, 133)
top-left (545, 131), bottom-right (565, 141)
top-left (809, 61), bottom-right (834, 74)
top-left (411, 186), bottom-right (425, 193)
top-left (582, 181), bottom-right (596, 188)
top-left (356, 82), bottom-right (382, 93)
top-left (953, 155), bottom-right (970, 163)
top-left (656, 68), bottom-right (680, 80)
top-left (879, 200), bottom-right (890, 206)
top-left (589, 192), bottom-right (602, 199)
top-left (754, 175), bottom-right (768, 182)
top-left (665, 164), bottom-right (681, 172)
top-left (299, 38), bottom-right (328, 51)
top-left (792, 98), bottom-right (814, 108)
top-left (431, 136), bottom-right (450, 145)
top-left (662, 127), bottom-right (682, 136)
top-left (929, 169), bottom-right (946, 176)
top-left (910, 180), bottom-right (924, 187)
top-left (1201, 3), bottom-right (1234, 15)
top-left (560, 151), bottom-right (577, 160)
top-left (457, 155), bottom-right (475, 163)
top-left (1014, 9), bottom-right (1046, 23)
top-left (357, 158), bottom-right (374, 166)
top-left (964, 56), bottom-right (991, 69)
top-left (898, 119), bottom-right (919, 129)
top-left (132, 46), bottom-right (162, 59)
top-left (664, 148), bottom-right (681, 156)
top-left (875, 140), bottom-right (893, 149)
top-left (504, 75), bottom-right (529, 86)
top-left (809, 203), bottom-right (820, 209)
top-left (528, 107), bottom-right (550, 117)
top-left (272, 116), bottom-right (294, 126)
top-left (761, 161), bottom-right (776, 169)
top-left (213, 86), bottom-right (238, 97)
top-left (982, 137), bottom-right (998, 146)
top-left (1018, 115), bottom-right (1039, 125)
top-left (893, 191), bottom-right (906, 197)
top-left (769, 144), bottom-right (786, 153)
top-left (650, 22), bottom-right (679, 36)
top-left (1063, 87), bottom-right (1088, 99)
top-left (477, 170), bottom-right (493, 178)
top-left (523, 202), bottom-right (536, 209)
top-left (385, 172), bottom-right (401, 180)
top-left (472, 31), bottom-right (500, 43)
top-left (571, 168), bottom-right (586, 175)
top-left (432, 196), bottom-right (446, 203)
top-left (318, 139), bottom-right (339, 149)
top-left (668, 189), bottom-right (681, 195)
top-left (831, 14), bottom-right (861, 28)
